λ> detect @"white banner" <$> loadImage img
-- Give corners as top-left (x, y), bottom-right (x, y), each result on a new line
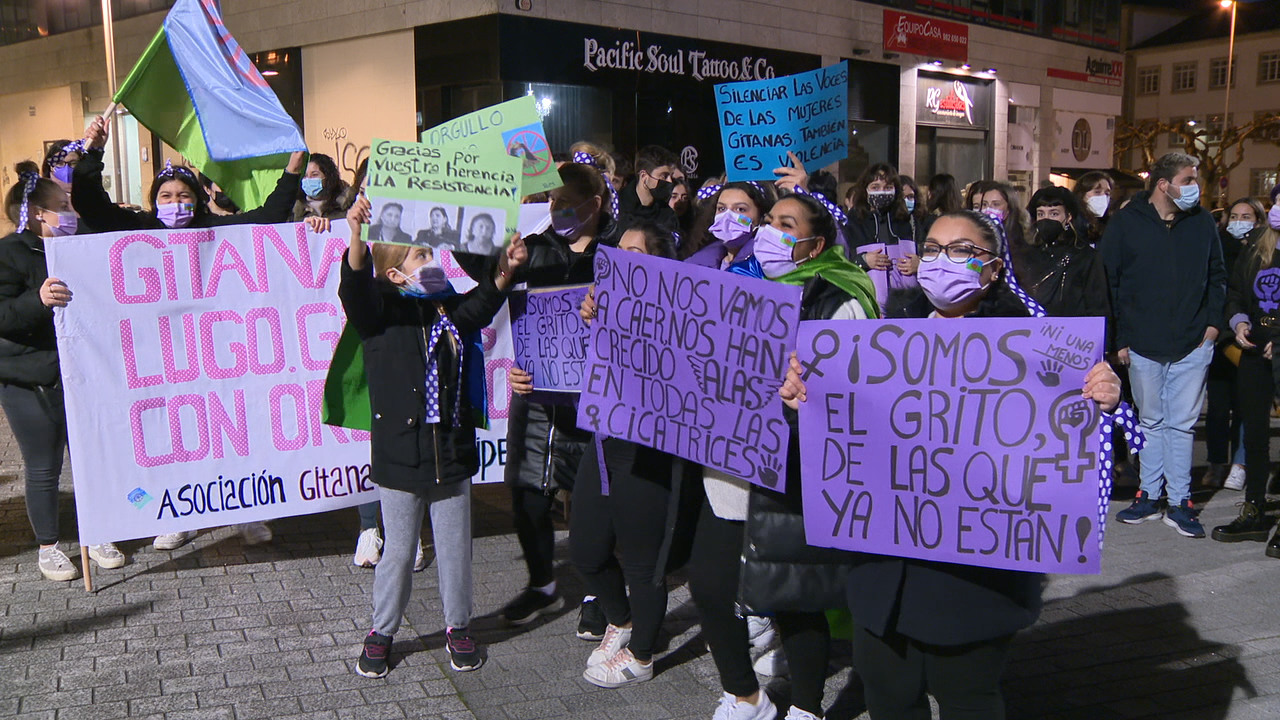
top-left (49, 223), bottom-right (514, 545)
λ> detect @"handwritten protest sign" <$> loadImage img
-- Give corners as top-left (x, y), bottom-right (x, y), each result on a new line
top-left (577, 247), bottom-right (801, 487)
top-left (365, 138), bottom-right (522, 253)
top-left (796, 317), bottom-right (1109, 574)
top-left (857, 240), bottom-right (920, 310)
top-left (48, 224), bottom-right (374, 545)
top-left (510, 285), bottom-right (591, 392)
top-left (422, 96), bottom-right (563, 196)
top-left (716, 61), bottom-right (848, 182)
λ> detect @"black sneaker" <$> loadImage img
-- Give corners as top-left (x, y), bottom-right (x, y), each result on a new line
top-left (446, 627), bottom-right (483, 671)
top-left (1116, 490), bottom-right (1162, 524)
top-left (500, 588), bottom-right (565, 626)
top-left (1211, 501), bottom-right (1273, 542)
top-left (577, 598), bottom-right (607, 641)
top-left (356, 631), bottom-right (392, 678)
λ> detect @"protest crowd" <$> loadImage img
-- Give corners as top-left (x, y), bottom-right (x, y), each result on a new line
top-left (3, 4), bottom-right (1278, 719)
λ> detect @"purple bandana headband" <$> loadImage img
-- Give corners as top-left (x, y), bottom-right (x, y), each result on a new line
top-left (572, 151), bottom-right (619, 220)
top-left (48, 140), bottom-right (86, 168)
top-left (157, 159), bottom-right (197, 182)
top-left (696, 181), bottom-right (767, 203)
top-left (15, 171), bottom-right (38, 234)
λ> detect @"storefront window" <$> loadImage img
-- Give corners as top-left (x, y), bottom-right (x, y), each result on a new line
top-left (502, 82), bottom-right (613, 155)
top-left (0, 0), bottom-right (172, 47)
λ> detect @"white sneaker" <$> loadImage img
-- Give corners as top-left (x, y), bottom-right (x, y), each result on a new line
top-left (713, 691), bottom-right (778, 720)
top-left (783, 706), bottom-right (820, 720)
top-left (746, 616), bottom-right (776, 650)
top-left (753, 646), bottom-right (789, 677)
top-left (414, 540), bottom-right (427, 572)
top-left (239, 522), bottom-right (273, 545)
top-left (582, 647), bottom-right (652, 688)
top-left (88, 543), bottom-right (126, 569)
top-left (1225, 465), bottom-right (1246, 491)
top-left (38, 544), bottom-right (80, 581)
top-left (353, 528), bottom-right (383, 567)
top-left (587, 624), bottom-right (633, 667)
top-left (153, 531), bottom-right (195, 551)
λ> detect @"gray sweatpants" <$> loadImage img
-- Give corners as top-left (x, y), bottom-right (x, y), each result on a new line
top-left (371, 481), bottom-right (472, 635)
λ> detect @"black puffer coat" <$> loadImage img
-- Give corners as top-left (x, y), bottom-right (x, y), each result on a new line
top-left (505, 219), bottom-right (620, 494)
top-left (0, 232), bottom-right (58, 387)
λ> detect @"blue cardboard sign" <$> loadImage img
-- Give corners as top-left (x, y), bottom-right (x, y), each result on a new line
top-left (716, 61), bottom-right (849, 181)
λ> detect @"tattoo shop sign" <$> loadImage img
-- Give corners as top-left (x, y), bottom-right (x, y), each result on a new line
top-left (796, 317), bottom-right (1109, 574)
top-left (48, 224), bottom-right (375, 545)
top-left (577, 247), bottom-right (801, 487)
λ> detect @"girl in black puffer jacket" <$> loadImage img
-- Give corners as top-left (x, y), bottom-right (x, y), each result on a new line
top-left (499, 162), bottom-right (621, 630)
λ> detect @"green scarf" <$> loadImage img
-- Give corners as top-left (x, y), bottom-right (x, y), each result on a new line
top-left (775, 246), bottom-right (881, 319)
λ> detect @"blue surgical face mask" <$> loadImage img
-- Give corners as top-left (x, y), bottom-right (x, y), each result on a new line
top-left (905, 198), bottom-right (916, 213)
top-left (1226, 220), bottom-right (1254, 239)
top-left (301, 177), bottom-right (324, 198)
top-left (1166, 182), bottom-right (1200, 211)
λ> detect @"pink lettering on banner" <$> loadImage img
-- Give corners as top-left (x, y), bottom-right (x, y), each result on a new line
top-left (255, 225), bottom-right (320, 290)
top-left (199, 310), bottom-right (248, 380)
top-left (297, 303), bottom-right (340, 371)
top-left (440, 250), bottom-right (469, 280)
top-left (162, 251), bottom-right (178, 301)
top-left (120, 319), bottom-right (163, 389)
top-left (208, 389), bottom-right (250, 459)
top-left (206, 241), bottom-right (258, 296)
top-left (245, 307), bottom-right (286, 375)
top-left (486, 358), bottom-right (513, 420)
top-left (160, 314), bottom-right (200, 384)
top-left (482, 327), bottom-right (497, 352)
top-left (109, 233), bottom-right (166, 304)
top-left (167, 394), bottom-right (211, 463)
top-left (270, 383), bottom-right (309, 451)
top-left (168, 230), bottom-right (216, 299)
top-left (305, 378), bottom-right (356, 446)
top-left (316, 236), bottom-right (347, 287)
top-left (130, 397), bottom-right (168, 467)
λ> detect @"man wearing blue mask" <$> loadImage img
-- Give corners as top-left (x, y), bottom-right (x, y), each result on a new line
top-left (1102, 152), bottom-right (1226, 539)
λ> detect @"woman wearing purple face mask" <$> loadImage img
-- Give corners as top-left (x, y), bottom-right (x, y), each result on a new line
top-left (700, 194), bottom-right (878, 720)
top-left (976, 181), bottom-right (1029, 257)
top-left (70, 115), bottom-right (305, 234)
top-left (0, 164), bottom-right (129, 580)
top-left (777, 209), bottom-right (1122, 720)
top-left (499, 161), bottom-right (621, 635)
top-left (679, 182), bottom-right (774, 269)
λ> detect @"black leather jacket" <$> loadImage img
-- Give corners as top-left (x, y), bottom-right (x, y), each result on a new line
top-left (505, 220), bottom-right (619, 494)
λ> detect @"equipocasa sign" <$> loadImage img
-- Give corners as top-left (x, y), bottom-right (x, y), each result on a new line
top-left (583, 37), bottom-right (778, 82)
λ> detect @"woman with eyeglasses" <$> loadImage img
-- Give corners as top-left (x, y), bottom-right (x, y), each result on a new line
top-left (778, 209), bottom-right (1121, 718)
top-left (71, 116), bottom-right (304, 232)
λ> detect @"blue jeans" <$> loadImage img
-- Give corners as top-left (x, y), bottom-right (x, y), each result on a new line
top-left (1128, 341), bottom-right (1214, 505)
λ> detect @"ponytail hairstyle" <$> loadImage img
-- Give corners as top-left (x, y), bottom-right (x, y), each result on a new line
top-left (148, 160), bottom-right (209, 217)
top-left (679, 181), bottom-right (773, 260)
top-left (6, 162), bottom-right (63, 232)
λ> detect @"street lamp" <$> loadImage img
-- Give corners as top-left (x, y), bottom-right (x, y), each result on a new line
top-left (1221, 0), bottom-right (1237, 198)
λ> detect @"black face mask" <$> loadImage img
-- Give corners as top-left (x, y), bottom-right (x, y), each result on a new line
top-left (1034, 218), bottom-right (1068, 245)
top-left (213, 192), bottom-right (239, 213)
top-left (649, 178), bottom-right (675, 205)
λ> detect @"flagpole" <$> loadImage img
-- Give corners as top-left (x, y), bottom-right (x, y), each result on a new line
top-left (102, 0), bottom-right (127, 206)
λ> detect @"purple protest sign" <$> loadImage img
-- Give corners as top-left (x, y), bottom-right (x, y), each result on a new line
top-left (577, 246), bottom-right (802, 488)
top-left (796, 317), bottom-right (1108, 575)
top-left (856, 240), bottom-right (919, 309)
top-left (509, 284), bottom-right (591, 392)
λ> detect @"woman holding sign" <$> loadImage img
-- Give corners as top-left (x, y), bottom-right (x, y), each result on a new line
top-left (722, 189), bottom-right (879, 720)
top-left (777, 210), bottom-right (1123, 720)
top-left (501, 161), bottom-right (619, 635)
top-left (1, 165), bottom-right (126, 580)
top-left (341, 193), bottom-right (526, 677)
top-left (843, 164), bottom-right (926, 319)
top-left (679, 181), bottom-right (774, 270)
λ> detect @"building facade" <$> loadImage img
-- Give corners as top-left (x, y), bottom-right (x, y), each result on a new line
top-left (0, 0), bottom-right (1123, 208)
top-left (1123, 2), bottom-right (1280, 205)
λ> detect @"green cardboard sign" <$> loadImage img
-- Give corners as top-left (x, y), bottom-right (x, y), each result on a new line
top-left (364, 139), bottom-right (523, 254)
top-left (421, 95), bottom-right (563, 196)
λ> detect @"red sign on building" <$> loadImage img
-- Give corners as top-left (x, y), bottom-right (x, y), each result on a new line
top-left (883, 9), bottom-right (969, 63)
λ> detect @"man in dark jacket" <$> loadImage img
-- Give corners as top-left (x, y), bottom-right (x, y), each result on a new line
top-left (1103, 152), bottom-right (1226, 539)
top-left (615, 145), bottom-right (679, 234)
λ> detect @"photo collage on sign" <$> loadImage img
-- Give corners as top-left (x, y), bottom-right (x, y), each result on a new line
top-left (367, 197), bottom-right (507, 257)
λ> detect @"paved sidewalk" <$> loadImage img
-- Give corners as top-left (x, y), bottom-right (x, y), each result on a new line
top-left (1, 408), bottom-right (1279, 720)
